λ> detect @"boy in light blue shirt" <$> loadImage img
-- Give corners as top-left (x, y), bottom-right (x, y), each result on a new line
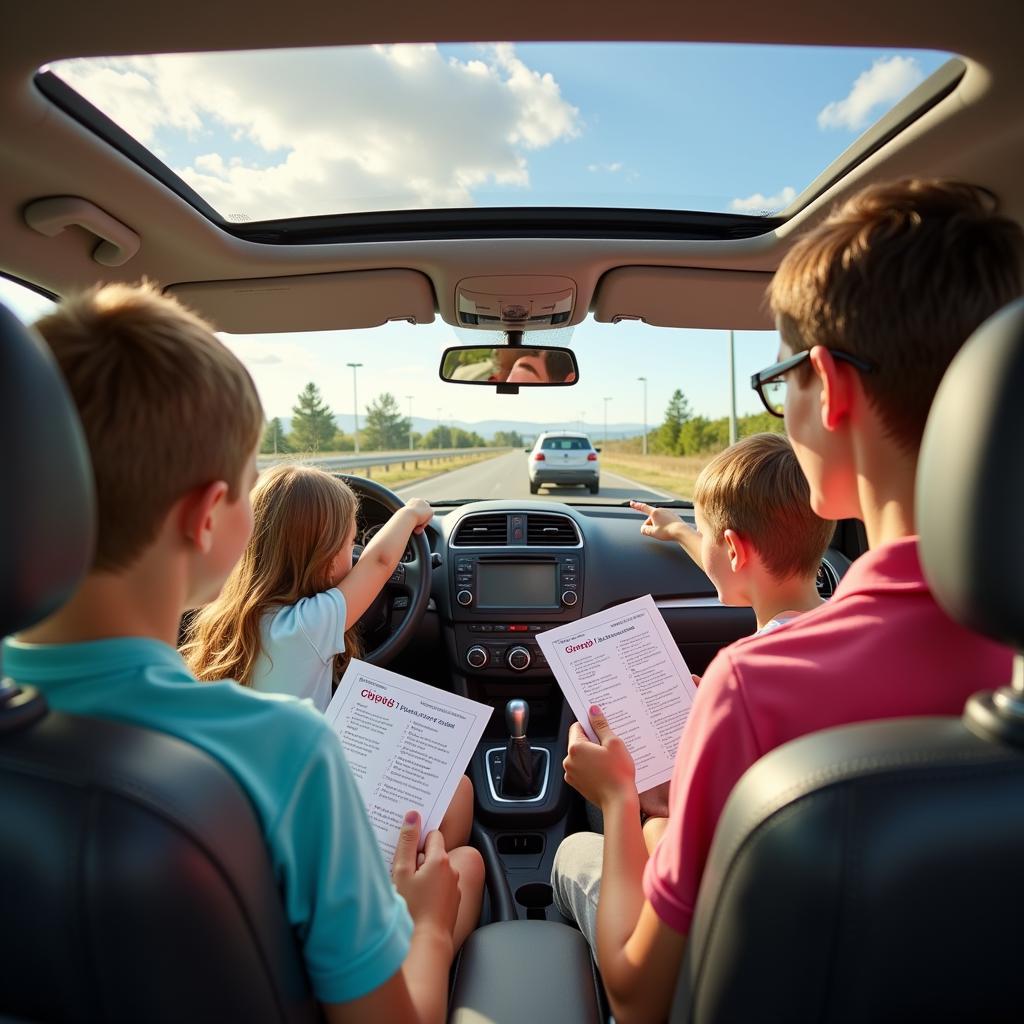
top-left (3, 284), bottom-right (470, 1024)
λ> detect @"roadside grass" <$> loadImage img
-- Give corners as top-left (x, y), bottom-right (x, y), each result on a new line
top-left (601, 452), bottom-right (716, 501)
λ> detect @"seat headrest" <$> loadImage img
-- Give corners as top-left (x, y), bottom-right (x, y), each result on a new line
top-left (0, 301), bottom-right (95, 637)
top-left (918, 297), bottom-right (1024, 650)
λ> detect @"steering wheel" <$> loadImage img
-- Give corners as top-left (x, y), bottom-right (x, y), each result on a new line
top-left (340, 475), bottom-right (433, 666)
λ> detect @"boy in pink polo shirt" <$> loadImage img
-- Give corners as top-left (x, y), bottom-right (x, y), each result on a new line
top-left (551, 179), bottom-right (1024, 1023)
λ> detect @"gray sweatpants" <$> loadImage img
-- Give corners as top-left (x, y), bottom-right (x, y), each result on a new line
top-left (550, 831), bottom-right (605, 960)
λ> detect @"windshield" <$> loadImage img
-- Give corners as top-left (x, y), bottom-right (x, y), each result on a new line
top-left (225, 317), bottom-right (783, 505)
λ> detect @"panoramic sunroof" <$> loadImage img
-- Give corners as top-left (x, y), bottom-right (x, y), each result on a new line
top-left (45, 42), bottom-right (954, 225)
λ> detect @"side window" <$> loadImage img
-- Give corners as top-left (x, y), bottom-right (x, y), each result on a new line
top-left (0, 275), bottom-right (55, 325)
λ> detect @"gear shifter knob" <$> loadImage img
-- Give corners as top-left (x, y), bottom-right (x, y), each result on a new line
top-left (505, 698), bottom-right (529, 739)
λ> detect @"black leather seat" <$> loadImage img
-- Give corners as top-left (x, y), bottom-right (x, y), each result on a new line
top-left (0, 303), bottom-right (319, 1023)
top-left (671, 297), bottom-right (1024, 1023)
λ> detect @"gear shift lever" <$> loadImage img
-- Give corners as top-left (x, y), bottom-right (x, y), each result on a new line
top-left (501, 698), bottom-right (543, 798)
top-left (506, 698), bottom-right (529, 740)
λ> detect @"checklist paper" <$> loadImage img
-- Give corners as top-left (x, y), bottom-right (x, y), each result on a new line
top-left (325, 659), bottom-right (492, 861)
top-left (536, 595), bottom-right (697, 791)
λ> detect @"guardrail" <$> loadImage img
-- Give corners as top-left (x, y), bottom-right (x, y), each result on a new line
top-left (257, 447), bottom-right (509, 478)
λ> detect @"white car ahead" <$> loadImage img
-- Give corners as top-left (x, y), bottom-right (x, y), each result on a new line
top-left (527, 432), bottom-right (600, 495)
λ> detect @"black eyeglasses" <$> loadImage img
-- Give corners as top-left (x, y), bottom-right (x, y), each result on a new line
top-left (750, 349), bottom-right (876, 418)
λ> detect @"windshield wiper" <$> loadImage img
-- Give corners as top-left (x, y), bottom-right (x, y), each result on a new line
top-left (428, 498), bottom-right (480, 506)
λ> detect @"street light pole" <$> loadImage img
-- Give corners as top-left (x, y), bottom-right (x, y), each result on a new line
top-left (346, 362), bottom-right (363, 453)
top-left (603, 396), bottom-right (612, 444)
top-left (728, 330), bottom-right (738, 445)
top-left (405, 394), bottom-right (414, 451)
top-left (637, 376), bottom-right (648, 456)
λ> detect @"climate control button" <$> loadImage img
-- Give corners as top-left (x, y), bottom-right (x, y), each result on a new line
top-left (507, 646), bottom-right (532, 671)
top-left (466, 645), bottom-right (489, 669)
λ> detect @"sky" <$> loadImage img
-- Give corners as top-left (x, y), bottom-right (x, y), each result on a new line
top-left (8, 43), bottom-right (951, 430)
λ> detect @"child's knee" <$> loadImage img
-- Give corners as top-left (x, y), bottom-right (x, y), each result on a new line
top-left (450, 845), bottom-right (485, 891)
top-left (455, 773), bottom-right (474, 808)
top-left (441, 775), bottom-right (474, 846)
top-left (642, 815), bottom-right (669, 853)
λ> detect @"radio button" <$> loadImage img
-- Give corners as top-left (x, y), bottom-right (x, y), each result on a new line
top-left (466, 646), bottom-right (489, 669)
top-left (561, 590), bottom-right (579, 607)
top-left (457, 590), bottom-right (473, 606)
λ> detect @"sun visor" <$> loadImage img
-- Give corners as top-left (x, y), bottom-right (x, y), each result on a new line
top-left (167, 269), bottom-right (436, 333)
top-left (592, 267), bottom-right (774, 330)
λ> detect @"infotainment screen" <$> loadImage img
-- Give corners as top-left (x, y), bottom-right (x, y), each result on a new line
top-left (476, 563), bottom-right (559, 609)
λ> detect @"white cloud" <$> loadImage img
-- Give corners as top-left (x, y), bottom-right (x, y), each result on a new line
top-left (587, 162), bottom-right (623, 173)
top-left (817, 56), bottom-right (925, 132)
top-left (55, 44), bottom-right (581, 220)
top-left (729, 186), bottom-right (796, 214)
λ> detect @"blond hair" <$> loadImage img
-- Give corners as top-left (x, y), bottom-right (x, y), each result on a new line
top-left (34, 282), bottom-right (263, 571)
top-left (770, 178), bottom-right (1024, 451)
top-left (182, 464), bottom-right (362, 685)
top-left (694, 433), bottom-right (834, 579)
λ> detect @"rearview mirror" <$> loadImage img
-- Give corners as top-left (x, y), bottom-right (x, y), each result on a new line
top-left (440, 345), bottom-right (578, 387)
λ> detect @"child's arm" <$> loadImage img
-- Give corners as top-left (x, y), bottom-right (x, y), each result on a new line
top-left (338, 499), bottom-right (432, 628)
top-left (324, 816), bottom-right (458, 1024)
top-left (630, 500), bottom-right (703, 567)
top-left (564, 708), bottom-right (687, 1024)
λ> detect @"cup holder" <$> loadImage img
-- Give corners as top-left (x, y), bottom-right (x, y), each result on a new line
top-left (515, 882), bottom-right (554, 920)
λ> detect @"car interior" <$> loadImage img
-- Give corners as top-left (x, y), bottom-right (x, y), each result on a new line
top-left (2, 2), bottom-right (1024, 1022)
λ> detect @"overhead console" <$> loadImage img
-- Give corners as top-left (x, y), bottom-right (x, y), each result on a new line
top-left (447, 511), bottom-right (584, 677)
top-left (455, 275), bottom-right (576, 330)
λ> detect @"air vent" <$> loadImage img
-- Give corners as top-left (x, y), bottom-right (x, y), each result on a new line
top-left (452, 514), bottom-right (508, 546)
top-left (526, 513), bottom-right (580, 547)
top-left (816, 559), bottom-right (839, 599)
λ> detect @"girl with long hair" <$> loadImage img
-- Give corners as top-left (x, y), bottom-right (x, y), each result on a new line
top-left (183, 463), bottom-right (429, 709)
top-left (182, 462), bottom-right (481, 953)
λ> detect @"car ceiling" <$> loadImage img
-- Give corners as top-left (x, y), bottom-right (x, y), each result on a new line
top-left (2, 0), bottom-right (1023, 334)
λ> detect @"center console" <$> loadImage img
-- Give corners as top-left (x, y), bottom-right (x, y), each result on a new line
top-left (444, 509), bottom-right (586, 924)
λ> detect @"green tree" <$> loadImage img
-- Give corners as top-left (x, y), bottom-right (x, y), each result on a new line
top-left (362, 392), bottom-right (410, 450)
top-left (677, 415), bottom-right (713, 455)
top-left (492, 430), bottom-right (523, 448)
top-left (290, 382), bottom-right (338, 452)
top-left (655, 389), bottom-right (692, 453)
top-left (260, 417), bottom-right (290, 455)
top-left (738, 412), bottom-right (787, 438)
top-left (451, 427), bottom-right (485, 448)
top-left (421, 425), bottom-right (452, 449)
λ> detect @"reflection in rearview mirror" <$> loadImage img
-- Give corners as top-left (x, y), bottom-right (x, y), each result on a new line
top-left (440, 345), bottom-right (578, 387)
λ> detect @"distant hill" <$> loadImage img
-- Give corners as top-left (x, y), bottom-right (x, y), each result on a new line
top-left (277, 415), bottom-right (646, 443)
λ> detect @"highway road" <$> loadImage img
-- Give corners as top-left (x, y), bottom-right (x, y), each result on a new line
top-left (393, 450), bottom-right (680, 504)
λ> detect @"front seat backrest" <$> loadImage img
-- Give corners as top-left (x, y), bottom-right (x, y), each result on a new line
top-left (671, 297), bottom-right (1024, 1024)
top-left (0, 300), bottom-right (94, 637)
top-left (0, 301), bottom-right (319, 1023)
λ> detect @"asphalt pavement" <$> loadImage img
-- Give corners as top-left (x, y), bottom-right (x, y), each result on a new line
top-left (393, 450), bottom-right (679, 503)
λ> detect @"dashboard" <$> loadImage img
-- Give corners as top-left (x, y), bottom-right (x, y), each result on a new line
top-left (384, 501), bottom-right (857, 731)
top-left (349, 495), bottom-right (859, 741)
